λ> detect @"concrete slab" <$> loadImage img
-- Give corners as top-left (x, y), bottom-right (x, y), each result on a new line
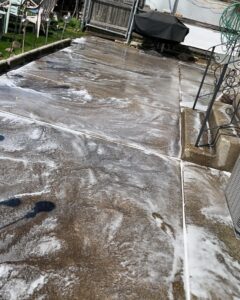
top-left (183, 162), bottom-right (240, 299)
top-left (0, 36), bottom-right (239, 299)
top-left (0, 37), bottom-right (181, 158)
top-left (0, 112), bottom-right (184, 299)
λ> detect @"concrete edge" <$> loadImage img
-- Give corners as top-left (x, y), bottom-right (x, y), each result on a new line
top-left (0, 38), bottom-right (72, 75)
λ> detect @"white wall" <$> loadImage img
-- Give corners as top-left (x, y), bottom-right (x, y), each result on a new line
top-left (145, 0), bottom-right (228, 26)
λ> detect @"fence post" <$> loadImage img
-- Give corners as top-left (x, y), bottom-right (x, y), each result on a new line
top-left (81, 0), bottom-right (89, 31)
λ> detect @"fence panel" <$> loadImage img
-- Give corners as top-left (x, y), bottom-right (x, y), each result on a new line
top-left (86, 0), bottom-right (144, 36)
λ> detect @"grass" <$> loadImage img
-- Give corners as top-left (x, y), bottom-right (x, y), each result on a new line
top-left (0, 19), bottom-right (83, 60)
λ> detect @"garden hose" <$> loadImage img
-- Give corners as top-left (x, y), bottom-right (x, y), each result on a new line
top-left (220, 1), bottom-right (240, 46)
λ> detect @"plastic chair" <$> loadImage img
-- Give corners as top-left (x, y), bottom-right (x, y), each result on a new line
top-left (25, 0), bottom-right (57, 37)
top-left (0, 0), bottom-right (23, 33)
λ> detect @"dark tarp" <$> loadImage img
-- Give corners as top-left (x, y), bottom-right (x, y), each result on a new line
top-left (133, 11), bottom-right (189, 43)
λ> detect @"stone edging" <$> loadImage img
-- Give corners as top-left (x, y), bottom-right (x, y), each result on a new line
top-left (0, 38), bottom-right (72, 75)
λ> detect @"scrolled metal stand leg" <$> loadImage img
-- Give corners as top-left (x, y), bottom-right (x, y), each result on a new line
top-left (193, 46), bottom-right (215, 110)
top-left (195, 63), bottom-right (228, 147)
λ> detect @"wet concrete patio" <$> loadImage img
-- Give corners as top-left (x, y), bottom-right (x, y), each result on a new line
top-left (0, 37), bottom-right (239, 299)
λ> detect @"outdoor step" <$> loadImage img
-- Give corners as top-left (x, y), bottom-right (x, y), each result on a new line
top-left (181, 107), bottom-right (216, 167)
top-left (210, 101), bottom-right (240, 171)
top-left (181, 104), bottom-right (240, 172)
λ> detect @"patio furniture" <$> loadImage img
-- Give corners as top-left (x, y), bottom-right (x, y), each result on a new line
top-left (24, 0), bottom-right (57, 37)
top-left (0, 0), bottom-right (23, 33)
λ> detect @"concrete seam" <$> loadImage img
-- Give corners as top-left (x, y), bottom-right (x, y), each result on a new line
top-left (180, 160), bottom-right (191, 300)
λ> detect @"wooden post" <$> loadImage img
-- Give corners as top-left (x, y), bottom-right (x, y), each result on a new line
top-left (81, 0), bottom-right (89, 31)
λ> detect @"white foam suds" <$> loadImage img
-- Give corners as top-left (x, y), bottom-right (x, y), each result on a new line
top-left (0, 264), bottom-right (12, 277)
top-left (0, 156), bottom-right (28, 166)
top-left (27, 276), bottom-right (46, 296)
top-left (70, 89), bottom-right (93, 102)
top-left (97, 145), bottom-right (105, 155)
top-left (88, 169), bottom-right (97, 185)
top-left (30, 236), bottom-right (62, 257)
top-left (201, 206), bottom-right (232, 225)
top-left (187, 225), bottom-right (240, 299)
top-left (180, 100), bottom-right (207, 111)
top-left (61, 47), bottom-right (73, 53)
top-left (1, 76), bottom-right (52, 100)
top-left (0, 77), bottom-right (17, 87)
top-left (29, 128), bottom-right (43, 140)
top-left (31, 217), bottom-right (58, 232)
top-left (73, 37), bottom-right (87, 44)
top-left (0, 264), bottom-right (46, 300)
top-left (107, 213), bottom-right (123, 242)
top-left (13, 189), bottom-right (50, 199)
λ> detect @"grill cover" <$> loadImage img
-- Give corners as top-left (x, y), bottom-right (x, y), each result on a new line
top-left (133, 11), bottom-right (189, 43)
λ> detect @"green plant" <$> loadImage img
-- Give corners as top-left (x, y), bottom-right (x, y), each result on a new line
top-left (68, 17), bottom-right (80, 29)
top-left (0, 24), bottom-right (83, 60)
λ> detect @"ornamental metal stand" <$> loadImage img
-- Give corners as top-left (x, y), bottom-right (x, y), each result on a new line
top-left (193, 39), bottom-right (240, 147)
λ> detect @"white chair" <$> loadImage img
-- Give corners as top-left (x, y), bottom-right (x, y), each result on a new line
top-left (0, 0), bottom-right (23, 33)
top-left (25, 0), bottom-right (57, 37)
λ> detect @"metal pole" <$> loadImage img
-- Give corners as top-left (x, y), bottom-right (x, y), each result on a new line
top-left (126, 0), bottom-right (140, 44)
top-left (22, 27), bottom-right (26, 53)
top-left (195, 63), bottom-right (228, 147)
top-left (168, 0), bottom-right (172, 12)
top-left (85, 0), bottom-right (93, 27)
top-left (193, 46), bottom-right (215, 110)
top-left (61, 22), bottom-right (67, 39)
top-left (45, 22), bottom-right (50, 44)
top-left (172, 0), bottom-right (179, 15)
top-left (125, 0), bottom-right (136, 39)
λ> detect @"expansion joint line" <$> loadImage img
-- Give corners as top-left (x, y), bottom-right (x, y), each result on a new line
top-left (180, 160), bottom-right (190, 300)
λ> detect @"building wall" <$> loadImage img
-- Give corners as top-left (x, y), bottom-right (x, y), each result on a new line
top-left (145, 0), bottom-right (229, 26)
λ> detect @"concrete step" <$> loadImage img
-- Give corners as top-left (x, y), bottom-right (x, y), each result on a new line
top-left (181, 108), bottom-right (216, 168)
top-left (210, 101), bottom-right (240, 171)
top-left (181, 103), bottom-right (240, 172)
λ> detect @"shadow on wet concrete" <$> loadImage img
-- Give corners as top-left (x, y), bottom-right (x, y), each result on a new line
top-left (0, 197), bottom-right (21, 207)
top-left (0, 135), bottom-right (5, 141)
top-left (0, 200), bottom-right (56, 230)
top-left (25, 201), bottom-right (55, 218)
